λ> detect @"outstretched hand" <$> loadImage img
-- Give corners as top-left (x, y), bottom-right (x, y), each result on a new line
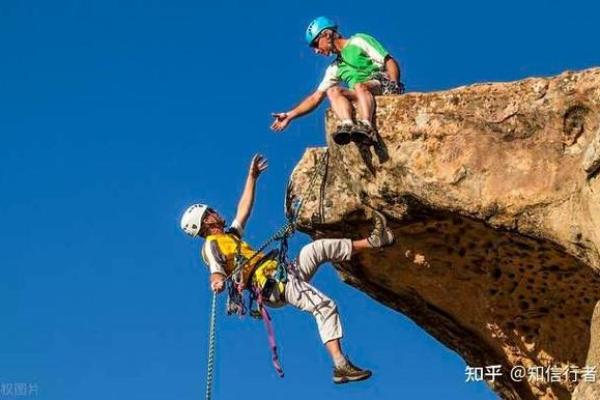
top-left (249, 154), bottom-right (268, 178)
top-left (271, 112), bottom-right (292, 132)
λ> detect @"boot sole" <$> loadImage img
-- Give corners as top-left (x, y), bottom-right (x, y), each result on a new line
top-left (368, 228), bottom-right (395, 248)
top-left (333, 371), bottom-right (372, 384)
top-left (350, 131), bottom-right (376, 145)
top-left (368, 212), bottom-right (395, 248)
top-left (333, 131), bottom-right (351, 145)
top-left (383, 228), bottom-right (395, 247)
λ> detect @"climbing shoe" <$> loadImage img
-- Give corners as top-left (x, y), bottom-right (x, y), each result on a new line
top-left (333, 360), bottom-right (372, 384)
top-left (333, 123), bottom-right (352, 145)
top-left (350, 121), bottom-right (377, 145)
top-left (367, 210), bottom-right (395, 248)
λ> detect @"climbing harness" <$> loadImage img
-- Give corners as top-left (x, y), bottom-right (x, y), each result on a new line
top-left (203, 149), bottom-right (330, 398)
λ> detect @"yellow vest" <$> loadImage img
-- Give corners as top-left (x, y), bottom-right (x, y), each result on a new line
top-left (204, 232), bottom-right (280, 290)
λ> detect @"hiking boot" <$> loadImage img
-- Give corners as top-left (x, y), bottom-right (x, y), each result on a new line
top-left (367, 210), bottom-right (395, 248)
top-left (333, 360), bottom-right (372, 384)
top-left (350, 121), bottom-right (377, 145)
top-left (333, 123), bottom-right (352, 145)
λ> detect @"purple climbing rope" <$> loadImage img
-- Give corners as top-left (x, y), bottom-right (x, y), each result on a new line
top-left (254, 287), bottom-right (285, 378)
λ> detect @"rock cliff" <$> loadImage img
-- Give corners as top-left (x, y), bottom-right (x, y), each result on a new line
top-left (286, 68), bottom-right (600, 400)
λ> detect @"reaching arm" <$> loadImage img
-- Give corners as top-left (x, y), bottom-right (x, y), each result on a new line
top-left (271, 90), bottom-right (327, 132)
top-left (234, 154), bottom-right (268, 229)
top-left (385, 56), bottom-right (401, 83)
top-left (286, 90), bottom-right (327, 119)
top-left (202, 240), bottom-right (227, 293)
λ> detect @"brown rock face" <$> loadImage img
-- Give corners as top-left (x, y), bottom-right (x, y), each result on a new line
top-left (286, 68), bottom-right (600, 400)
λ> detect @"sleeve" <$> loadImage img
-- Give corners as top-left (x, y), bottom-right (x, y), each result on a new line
top-left (317, 63), bottom-right (340, 92)
top-left (229, 219), bottom-right (244, 238)
top-left (201, 239), bottom-right (227, 275)
top-left (353, 34), bottom-right (390, 67)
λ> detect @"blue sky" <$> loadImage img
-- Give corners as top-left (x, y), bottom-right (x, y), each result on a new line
top-left (1, 1), bottom-right (599, 399)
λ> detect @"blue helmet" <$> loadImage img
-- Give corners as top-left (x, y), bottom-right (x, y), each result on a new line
top-left (305, 16), bottom-right (337, 46)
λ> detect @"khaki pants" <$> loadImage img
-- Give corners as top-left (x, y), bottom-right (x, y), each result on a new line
top-left (284, 238), bottom-right (353, 343)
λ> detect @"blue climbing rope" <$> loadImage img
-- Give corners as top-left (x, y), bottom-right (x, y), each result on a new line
top-left (205, 291), bottom-right (217, 400)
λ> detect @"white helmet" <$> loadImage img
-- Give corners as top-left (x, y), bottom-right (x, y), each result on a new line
top-left (180, 203), bottom-right (209, 237)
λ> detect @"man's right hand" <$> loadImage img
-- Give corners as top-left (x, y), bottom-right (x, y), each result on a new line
top-left (249, 154), bottom-right (268, 179)
top-left (210, 277), bottom-right (225, 293)
top-left (271, 112), bottom-right (292, 132)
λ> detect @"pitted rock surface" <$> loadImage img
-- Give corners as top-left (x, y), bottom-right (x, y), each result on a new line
top-left (287, 68), bottom-right (600, 400)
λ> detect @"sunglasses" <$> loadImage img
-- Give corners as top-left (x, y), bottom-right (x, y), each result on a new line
top-left (199, 208), bottom-right (217, 233)
top-left (310, 34), bottom-right (324, 48)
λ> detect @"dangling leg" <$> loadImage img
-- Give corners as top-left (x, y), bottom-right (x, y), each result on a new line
top-left (284, 211), bottom-right (394, 383)
top-left (351, 81), bottom-right (382, 145)
top-left (284, 275), bottom-right (371, 383)
top-left (354, 82), bottom-right (377, 124)
top-left (326, 86), bottom-right (358, 145)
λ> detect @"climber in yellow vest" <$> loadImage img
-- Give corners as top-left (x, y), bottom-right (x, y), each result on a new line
top-left (180, 154), bottom-right (395, 384)
top-left (271, 16), bottom-right (404, 145)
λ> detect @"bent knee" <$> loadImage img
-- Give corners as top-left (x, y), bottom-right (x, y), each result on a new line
top-left (354, 82), bottom-right (371, 93)
top-left (326, 86), bottom-right (343, 98)
top-left (317, 294), bottom-right (336, 310)
top-left (313, 297), bottom-right (337, 314)
top-left (299, 239), bottom-right (327, 261)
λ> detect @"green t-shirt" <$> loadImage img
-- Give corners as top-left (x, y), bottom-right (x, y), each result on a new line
top-left (317, 33), bottom-right (390, 90)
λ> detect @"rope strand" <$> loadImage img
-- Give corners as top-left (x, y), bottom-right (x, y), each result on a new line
top-left (205, 291), bottom-right (217, 400)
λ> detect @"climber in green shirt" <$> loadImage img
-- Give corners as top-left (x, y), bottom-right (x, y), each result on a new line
top-left (271, 16), bottom-right (404, 145)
